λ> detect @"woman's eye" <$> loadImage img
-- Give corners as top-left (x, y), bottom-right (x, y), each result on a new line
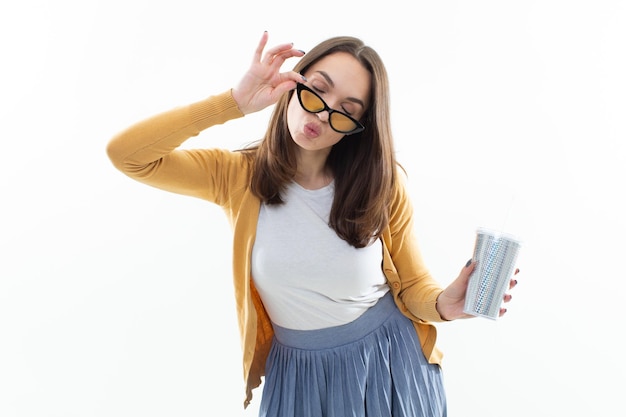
top-left (341, 107), bottom-right (353, 116)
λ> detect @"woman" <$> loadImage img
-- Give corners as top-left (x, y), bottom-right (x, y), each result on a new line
top-left (107, 32), bottom-right (517, 417)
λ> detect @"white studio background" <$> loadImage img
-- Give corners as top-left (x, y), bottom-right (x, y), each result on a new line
top-left (1, 1), bottom-right (624, 416)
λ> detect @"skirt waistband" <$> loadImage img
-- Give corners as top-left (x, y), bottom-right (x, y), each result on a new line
top-left (271, 291), bottom-right (397, 350)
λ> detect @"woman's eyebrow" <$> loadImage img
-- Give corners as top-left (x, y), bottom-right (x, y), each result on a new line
top-left (314, 70), bottom-right (366, 108)
top-left (315, 70), bottom-right (335, 87)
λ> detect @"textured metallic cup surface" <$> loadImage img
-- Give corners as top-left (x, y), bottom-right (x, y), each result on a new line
top-left (464, 228), bottom-right (521, 319)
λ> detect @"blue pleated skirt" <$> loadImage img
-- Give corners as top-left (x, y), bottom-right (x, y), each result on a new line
top-left (259, 292), bottom-right (447, 417)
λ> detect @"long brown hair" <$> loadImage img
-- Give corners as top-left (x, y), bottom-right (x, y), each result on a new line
top-left (243, 36), bottom-right (397, 249)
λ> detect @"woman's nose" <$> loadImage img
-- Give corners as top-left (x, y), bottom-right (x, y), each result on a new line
top-left (316, 110), bottom-right (330, 123)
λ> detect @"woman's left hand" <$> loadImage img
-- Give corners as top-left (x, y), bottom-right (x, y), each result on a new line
top-left (436, 260), bottom-right (519, 321)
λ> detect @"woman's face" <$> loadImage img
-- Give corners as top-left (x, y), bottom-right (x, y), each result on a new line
top-left (287, 52), bottom-right (371, 154)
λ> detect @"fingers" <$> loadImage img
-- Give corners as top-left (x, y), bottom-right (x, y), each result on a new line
top-left (509, 269), bottom-right (519, 289)
top-left (252, 31), bottom-right (269, 64)
top-left (236, 32), bottom-right (305, 113)
top-left (254, 32), bottom-right (304, 68)
top-left (264, 45), bottom-right (305, 70)
top-left (273, 71), bottom-right (306, 95)
top-left (454, 259), bottom-right (475, 288)
top-left (501, 268), bottom-right (520, 309)
top-left (263, 43), bottom-right (292, 64)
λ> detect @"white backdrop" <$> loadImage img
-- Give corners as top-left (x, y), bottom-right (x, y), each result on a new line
top-left (1, 1), bottom-right (624, 416)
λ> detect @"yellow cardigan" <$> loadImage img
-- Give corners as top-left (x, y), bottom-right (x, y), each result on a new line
top-left (107, 90), bottom-right (446, 408)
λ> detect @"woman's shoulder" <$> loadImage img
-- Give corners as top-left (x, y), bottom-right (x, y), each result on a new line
top-left (192, 147), bottom-right (256, 174)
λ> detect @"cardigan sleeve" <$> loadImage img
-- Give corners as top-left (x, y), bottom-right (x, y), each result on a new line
top-left (106, 90), bottom-right (246, 203)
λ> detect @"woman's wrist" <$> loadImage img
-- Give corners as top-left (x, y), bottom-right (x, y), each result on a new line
top-left (435, 293), bottom-right (451, 321)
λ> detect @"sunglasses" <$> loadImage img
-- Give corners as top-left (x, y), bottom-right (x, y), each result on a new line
top-left (295, 83), bottom-right (365, 135)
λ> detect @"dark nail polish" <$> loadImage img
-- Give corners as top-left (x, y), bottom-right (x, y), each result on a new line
top-left (465, 259), bottom-right (472, 267)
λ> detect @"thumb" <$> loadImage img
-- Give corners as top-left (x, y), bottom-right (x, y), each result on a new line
top-left (444, 259), bottom-right (475, 301)
top-left (458, 259), bottom-right (475, 284)
top-left (271, 80), bottom-right (299, 101)
top-left (271, 71), bottom-right (306, 100)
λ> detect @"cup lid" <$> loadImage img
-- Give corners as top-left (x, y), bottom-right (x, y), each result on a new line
top-left (476, 227), bottom-right (522, 244)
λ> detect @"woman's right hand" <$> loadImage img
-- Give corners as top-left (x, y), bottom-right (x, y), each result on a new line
top-left (436, 260), bottom-right (519, 321)
top-left (232, 32), bottom-right (306, 115)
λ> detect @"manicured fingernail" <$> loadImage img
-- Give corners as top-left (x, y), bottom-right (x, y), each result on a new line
top-left (298, 49), bottom-right (306, 54)
top-left (301, 75), bottom-right (307, 81)
top-left (465, 259), bottom-right (472, 267)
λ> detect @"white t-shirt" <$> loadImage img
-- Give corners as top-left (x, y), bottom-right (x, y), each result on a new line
top-left (251, 180), bottom-right (389, 330)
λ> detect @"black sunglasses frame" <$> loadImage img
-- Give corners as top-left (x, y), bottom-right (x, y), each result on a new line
top-left (295, 83), bottom-right (365, 135)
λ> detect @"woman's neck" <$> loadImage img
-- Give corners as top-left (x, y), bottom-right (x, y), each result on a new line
top-left (294, 150), bottom-right (333, 190)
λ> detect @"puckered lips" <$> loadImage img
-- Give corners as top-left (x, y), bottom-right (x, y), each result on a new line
top-left (303, 122), bottom-right (321, 138)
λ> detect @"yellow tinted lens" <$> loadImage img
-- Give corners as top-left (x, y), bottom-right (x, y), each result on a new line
top-left (330, 113), bottom-right (357, 132)
top-left (300, 90), bottom-right (325, 112)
